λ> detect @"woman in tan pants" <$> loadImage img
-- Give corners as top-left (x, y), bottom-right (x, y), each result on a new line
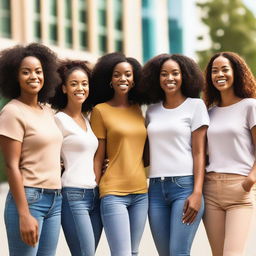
top-left (203, 52), bottom-right (256, 256)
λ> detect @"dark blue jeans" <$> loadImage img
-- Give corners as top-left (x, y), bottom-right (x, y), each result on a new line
top-left (148, 176), bottom-right (204, 256)
top-left (61, 187), bottom-right (102, 256)
top-left (5, 187), bottom-right (62, 256)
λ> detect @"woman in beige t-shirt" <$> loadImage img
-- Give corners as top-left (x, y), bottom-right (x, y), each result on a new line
top-left (90, 52), bottom-right (148, 256)
top-left (0, 43), bottom-right (63, 256)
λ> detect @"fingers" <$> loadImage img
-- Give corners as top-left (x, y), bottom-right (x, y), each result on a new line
top-left (20, 218), bottom-right (39, 247)
top-left (21, 228), bottom-right (38, 247)
top-left (182, 200), bottom-right (198, 225)
top-left (182, 208), bottom-right (198, 224)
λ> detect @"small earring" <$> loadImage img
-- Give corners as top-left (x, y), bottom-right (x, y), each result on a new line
top-left (109, 82), bottom-right (113, 88)
top-left (131, 82), bottom-right (135, 87)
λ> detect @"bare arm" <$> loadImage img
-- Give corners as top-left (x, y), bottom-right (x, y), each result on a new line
top-left (94, 139), bottom-right (106, 185)
top-left (242, 126), bottom-right (256, 191)
top-left (0, 135), bottom-right (38, 247)
top-left (183, 126), bottom-right (207, 224)
top-left (143, 137), bottom-right (150, 168)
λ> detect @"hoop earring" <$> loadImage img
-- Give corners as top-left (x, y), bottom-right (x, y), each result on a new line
top-left (109, 82), bottom-right (113, 88)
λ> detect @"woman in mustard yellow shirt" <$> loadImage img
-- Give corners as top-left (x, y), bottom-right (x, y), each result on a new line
top-left (90, 52), bottom-right (148, 256)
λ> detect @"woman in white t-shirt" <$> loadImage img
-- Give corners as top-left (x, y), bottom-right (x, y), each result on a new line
top-left (140, 54), bottom-right (209, 255)
top-left (50, 60), bottom-right (102, 256)
top-left (203, 52), bottom-right (256, 256)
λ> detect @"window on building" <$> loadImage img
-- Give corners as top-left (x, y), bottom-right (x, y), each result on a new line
top-left (98, 0), bottom-right (107, 53)
top-left (113, 0), bottom-right (123, 52)
top-left (0, 0), bottom-right (11, 38)
top-left (32, 0), bottom-right (41, 41)
top-left (64, 0), bottom-right (73, 48)
top-left (49, 0), bottom-right (58, 44)
top-left (78, 0), bottom-right (88, 50)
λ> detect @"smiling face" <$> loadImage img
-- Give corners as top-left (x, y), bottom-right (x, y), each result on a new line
top-left (211, 56), bottom-right (234, 93)
top-left (159, 59), bottom-right (182, 96)
top-left (62, 69), bottom-right (89, 106)
top-left (18, 56), bottom-right (44, 97)
top-left (111, 62), bottom-right (134, 96)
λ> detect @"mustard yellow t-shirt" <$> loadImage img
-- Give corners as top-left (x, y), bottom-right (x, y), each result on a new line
top-left (90, 103), bottom-right (147, 197)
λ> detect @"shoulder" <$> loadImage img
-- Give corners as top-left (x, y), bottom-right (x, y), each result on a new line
top-left (0, 100), bottom-right (23, 117)
top-left (146, 102), bottom-right (161, 114)
top-left (240, 98), bottom-right (256, 107)
top-left (187, 98), bottom-right (206, 107)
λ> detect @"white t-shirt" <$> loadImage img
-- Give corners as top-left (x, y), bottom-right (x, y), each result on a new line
top-left (206, 98), bottom-right (256, 176)
top-left (146, 98), bottom-right (209, 177)
top-left (55, 112), bottom-right (98, 188)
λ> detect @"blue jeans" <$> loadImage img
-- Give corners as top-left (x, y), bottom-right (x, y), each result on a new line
top-left (101, 193), bottom-right (148, 256)
top-left (61, 187), bottom-right (102, 256)
top-left (148, 176), bottom-right (204, 256)
top-left (4, 187), bottom-right (62, 256)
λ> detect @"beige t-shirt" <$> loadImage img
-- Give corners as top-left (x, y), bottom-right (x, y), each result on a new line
top-left (0, 99), bottom-right (63, 189)
top-left (90, 103), bottom-right (148, 197)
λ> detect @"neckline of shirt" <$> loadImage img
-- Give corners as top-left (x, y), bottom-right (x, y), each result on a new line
top-left (161, 97), bottom-right (189, 111)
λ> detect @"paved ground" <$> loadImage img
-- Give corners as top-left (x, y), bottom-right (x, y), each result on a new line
top-left (0, 183), bottom-right (256, 256)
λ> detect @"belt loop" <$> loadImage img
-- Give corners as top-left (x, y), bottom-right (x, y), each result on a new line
top-left (41, 188), bottom-right (44, 194)
top-left (171, 177), bottom-right (174, 182)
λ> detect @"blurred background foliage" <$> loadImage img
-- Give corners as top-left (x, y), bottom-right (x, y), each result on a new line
top-left (196, 0), bottom-right (256, 74)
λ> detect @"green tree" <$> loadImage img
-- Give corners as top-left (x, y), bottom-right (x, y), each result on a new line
top-left (196, 0), bottom-right (256, 74)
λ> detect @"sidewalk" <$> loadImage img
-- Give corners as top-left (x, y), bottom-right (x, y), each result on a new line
top-left (1, 183), bottom-right (255, 256)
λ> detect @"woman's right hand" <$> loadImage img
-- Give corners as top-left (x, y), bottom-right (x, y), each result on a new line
top-left (19, 214), bottom-right (39, 247)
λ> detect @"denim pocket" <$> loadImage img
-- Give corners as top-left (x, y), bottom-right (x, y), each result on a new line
top-left (175, 176), bottom-right (194, 188)
top-left (66, 191), bottom-right (84, 201)
top-left (25, 189), bottom-right (42, 204)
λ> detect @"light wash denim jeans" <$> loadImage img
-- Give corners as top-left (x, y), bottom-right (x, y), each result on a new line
top-left (148, 175), bottom-right (204, 256)
top-left (4, 187), bottom-right (62, 256)
top-left (101, 193), bottom-right (148, 256)
top-left (61, 187), bottom-right (102, 256)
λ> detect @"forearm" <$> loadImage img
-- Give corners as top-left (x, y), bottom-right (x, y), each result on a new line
top-left (192, 153), bottom-right (205, 194)
top-left (6, 167), bottom-right (30, 217)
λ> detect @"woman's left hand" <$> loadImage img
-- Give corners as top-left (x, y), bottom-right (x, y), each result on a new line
top-left (182, 192), bottom-right (202, 225)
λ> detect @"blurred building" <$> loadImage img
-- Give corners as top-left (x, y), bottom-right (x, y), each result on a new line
top-left (141, 0), bottom-right (199, 62)
top-left (0, 0), bottom-right (143, 62)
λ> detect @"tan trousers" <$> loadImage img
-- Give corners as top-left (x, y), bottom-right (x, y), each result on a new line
top-left (203, 172), bottom-right (255, 256)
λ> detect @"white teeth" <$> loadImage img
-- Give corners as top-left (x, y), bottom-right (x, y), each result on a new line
top-left (166, 83), bottom-right (176, 88)
top-left (119, 84), bottom-right (128, 88)
top-left (74, 93), bottom-right (84, 96)
top-left (217, 80), bottom-right (226, 83)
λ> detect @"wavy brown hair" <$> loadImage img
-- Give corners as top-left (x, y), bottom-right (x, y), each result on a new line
top-left (204, 52), bottom-right (256, 108)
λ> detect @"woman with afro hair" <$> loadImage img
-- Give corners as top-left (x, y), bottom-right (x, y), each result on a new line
top-left (140, 53), bottom-right (209, 256)
top-left (50, 60), bottom-right (102, 256)
top-left (203, 52), bottom-right (256, 256)
top-left (0, 43), bottom-right (63, 255)
top-left (90, 52), bottom-right (148, 256)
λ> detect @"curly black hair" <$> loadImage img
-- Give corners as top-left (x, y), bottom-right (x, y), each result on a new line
top-left (204, 52), bottom-right (256, 108)
top-left (50, 59), bottom-right (92, 112)
top-left (0, 43), bottom-right (60, 103)
top-left (139, 54), bottom-right (204, 104)
top-left (90, 52), bottom-right (143, 106)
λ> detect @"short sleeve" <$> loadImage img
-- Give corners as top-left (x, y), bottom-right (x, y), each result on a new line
top-left (191, 99), bottom-right (209, 132)
top-left (54, 114), bottom-right (65, 135)
top-left (90, 107), bottom-right (106, 139)
top-left (0, 103), bottom-right (25, 142)
top-left (247, 100), bottom-right (256, 129)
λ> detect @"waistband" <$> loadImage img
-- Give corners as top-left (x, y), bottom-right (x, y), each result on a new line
top-left (150, 175), bottom-right (193, 182)
top-left (205, 172), bottom-right (247, 181)
top-left (62, 186), bottom-right (98, 192)
top-left (24, 186), bottom-right (62, 195)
